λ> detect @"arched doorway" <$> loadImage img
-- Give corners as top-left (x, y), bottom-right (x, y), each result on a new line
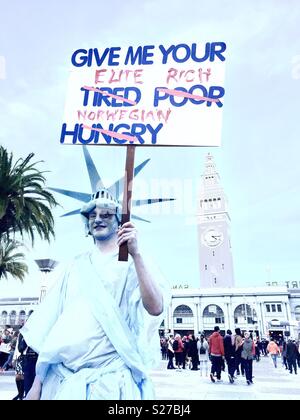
top-left (9, 310), bottom-right (16, 325)
top-left (18, 310), bottom-right (26, 326)
top-left (173, 304), bottom-right (194, 336)
top-left (234, 304), bottom-right (257, 326)
top-left (202, 304), bottom-right (225, 335)
top-left (1, 311), bottom-right (8, 326)
top-left (268, 319), bottom-right (284, 342)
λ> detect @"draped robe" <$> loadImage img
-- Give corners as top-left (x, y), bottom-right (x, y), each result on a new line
top-left (21, 248), bottom-right (170, 400)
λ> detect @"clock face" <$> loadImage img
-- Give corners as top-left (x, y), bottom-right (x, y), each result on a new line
top-left (202, 229), bottom-right (224, 247)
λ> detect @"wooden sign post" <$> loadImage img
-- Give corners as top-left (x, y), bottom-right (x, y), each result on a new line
top-left (118, 145), bottom-right (136, 261)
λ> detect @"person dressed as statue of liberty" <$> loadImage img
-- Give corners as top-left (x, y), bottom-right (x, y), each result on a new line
top-left (22, 150), bottom-right (172, 400)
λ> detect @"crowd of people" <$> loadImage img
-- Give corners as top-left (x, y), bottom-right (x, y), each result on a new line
top-left (0, 327), bottom-right (38, 400)
top-left (1, 325), bottom-right (300, 399)
top-left (160, 327), bottom-right (300, 385)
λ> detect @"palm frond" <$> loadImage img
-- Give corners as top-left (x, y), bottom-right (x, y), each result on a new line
top-left (0, 146), bottom-right (59, 245)
top-left (0, 236), bottom-right (28, 282)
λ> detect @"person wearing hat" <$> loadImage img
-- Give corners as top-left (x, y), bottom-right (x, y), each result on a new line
top-left (21, 189), bottom-right (170, 400)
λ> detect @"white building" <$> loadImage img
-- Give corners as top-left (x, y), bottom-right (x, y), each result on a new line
top-left (0, 297), bottom-right (39, 327)
top-left (0, 259), bottom-right (57, 331)
top-left (163, 286), bottom-right (300, 340)
top-left (1, 286), bottom-right (300, 341)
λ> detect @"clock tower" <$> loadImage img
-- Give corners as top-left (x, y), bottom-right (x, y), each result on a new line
top-left (197, 154), bottom-right (235, 288)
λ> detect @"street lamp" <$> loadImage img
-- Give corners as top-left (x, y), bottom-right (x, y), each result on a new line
top-left (35, 259), bottom-right (59, 302)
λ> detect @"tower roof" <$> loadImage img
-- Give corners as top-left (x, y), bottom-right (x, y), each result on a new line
top-left (203, 153), bottom-right (217, 175)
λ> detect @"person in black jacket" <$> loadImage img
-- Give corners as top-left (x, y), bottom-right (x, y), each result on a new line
top-left (286, 339), bottom-right (298, 374)
top-left (188, 334), bottom-right (199, 371)
top-left (223, 330), bottom-right (235, 383)
top-left (18, 333), bottom-right (38, 396)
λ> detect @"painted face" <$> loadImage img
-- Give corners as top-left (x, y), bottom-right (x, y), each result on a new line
top-left (88, 206), bottom-right (119, 241)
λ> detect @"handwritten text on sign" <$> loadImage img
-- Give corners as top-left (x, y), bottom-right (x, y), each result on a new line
top-left (60, 42), bottom-right (226, 146)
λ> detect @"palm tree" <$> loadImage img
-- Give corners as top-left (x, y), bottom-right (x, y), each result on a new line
top-left (0, 146), bottom-right (58, 244)
top-left (0, 237), bottom-right (28, 281)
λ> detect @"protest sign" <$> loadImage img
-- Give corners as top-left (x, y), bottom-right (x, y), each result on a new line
top-left (60, 42), bottom-right (226, 147)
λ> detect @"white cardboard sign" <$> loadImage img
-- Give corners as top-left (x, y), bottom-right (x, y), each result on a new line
top-left (60, 42), bottom-right (226, 147)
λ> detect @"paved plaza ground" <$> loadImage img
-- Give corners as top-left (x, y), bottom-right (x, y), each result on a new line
top-left (151, 355), bottom-right (300, 400)
top-left (0, 355), bottom-right (299, 400)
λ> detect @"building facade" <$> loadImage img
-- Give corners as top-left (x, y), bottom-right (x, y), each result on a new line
top-left (163, 286), bottom-right (300, 340)
top-left (0, 297), bottom-right (39, 328)
top-left (2, 287), bottom-right (300, 342)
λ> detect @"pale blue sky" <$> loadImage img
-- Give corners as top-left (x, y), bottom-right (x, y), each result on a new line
top-left (0, 0), bottom-right (300, 296)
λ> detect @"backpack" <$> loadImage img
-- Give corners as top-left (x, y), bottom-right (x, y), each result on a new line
top-left (172, 340), bottom-right (179, 351)
top-left (199, 344), bottom-right (206, 355)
